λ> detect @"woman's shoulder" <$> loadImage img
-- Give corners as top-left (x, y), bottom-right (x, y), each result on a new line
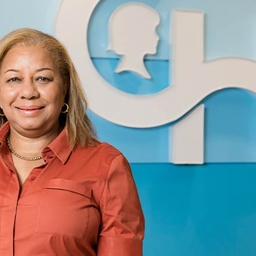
top-left (79, 139), bottom-right (126, 164)
top-left (77, 140), bottom-right (129, 173)
top-left (92, 139), bottom-right (123, 157)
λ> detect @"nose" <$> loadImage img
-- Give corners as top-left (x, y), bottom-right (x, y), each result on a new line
top-left (19, 79), bottom-right (39, 99)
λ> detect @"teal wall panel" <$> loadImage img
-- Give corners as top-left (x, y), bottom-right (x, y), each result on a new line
top-left (132, 163), bottom-right (256, 256)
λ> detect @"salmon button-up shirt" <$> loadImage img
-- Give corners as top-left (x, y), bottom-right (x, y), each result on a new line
top-left (0, 122), bottom-right (144, 256)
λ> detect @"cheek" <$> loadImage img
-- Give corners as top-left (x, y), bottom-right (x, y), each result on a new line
top-left (0, 87), bottom-right (16, 104)
top-left (44, 92), bottom-right (65, 110)
top-left (0, 88), bottom-right (9, 105)
top-left (0, 84), bottom-right (15, 94)
top-left (55, 88), bottom-right (66, 103)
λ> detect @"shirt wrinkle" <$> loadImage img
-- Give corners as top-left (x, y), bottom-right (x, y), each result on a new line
top-left (99, 153), bottom-right (122, 206)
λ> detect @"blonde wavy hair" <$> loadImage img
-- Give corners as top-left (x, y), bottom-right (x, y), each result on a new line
top-left (0, 28), bottom-right (96, 148)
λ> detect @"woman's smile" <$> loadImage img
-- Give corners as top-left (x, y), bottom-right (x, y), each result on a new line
top-left (16, 105), bottom-right (44, 114)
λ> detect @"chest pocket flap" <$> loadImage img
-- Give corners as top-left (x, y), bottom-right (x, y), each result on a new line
top-left (43, 178), bottom-right (91, 198)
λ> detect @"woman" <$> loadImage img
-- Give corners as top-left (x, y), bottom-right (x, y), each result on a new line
top-left (0, 28), bottom-right (144, 256)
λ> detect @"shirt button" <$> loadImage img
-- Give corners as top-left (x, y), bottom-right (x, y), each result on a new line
top-left (31, 176), bottom-right (36, 181)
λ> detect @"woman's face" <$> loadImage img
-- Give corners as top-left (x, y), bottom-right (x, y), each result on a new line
top-left (0, 45), bottom-right (66, 137)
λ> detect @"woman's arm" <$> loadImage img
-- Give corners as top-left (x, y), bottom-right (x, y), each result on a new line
top-left (97, 154), bottom-right (145, 256)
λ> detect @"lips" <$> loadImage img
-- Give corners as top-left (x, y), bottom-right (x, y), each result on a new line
top-left (16, 106), bottom-right (44, 111)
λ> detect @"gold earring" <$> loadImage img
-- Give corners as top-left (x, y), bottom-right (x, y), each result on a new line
top-left (0, 108), bottom-right (5, 117)
top-left (61, 103), bottom-right (69, 113)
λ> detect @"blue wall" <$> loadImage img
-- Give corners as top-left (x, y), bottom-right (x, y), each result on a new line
top-left (132, 163), bottom-right (256, 256)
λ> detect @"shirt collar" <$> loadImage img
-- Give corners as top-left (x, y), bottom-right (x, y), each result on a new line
top-left (45, 127), bottom-right (72, 164)
top-left (0, 122), bottom-right (72, 164)
top-left (0, 122), bottom-right (11, 149)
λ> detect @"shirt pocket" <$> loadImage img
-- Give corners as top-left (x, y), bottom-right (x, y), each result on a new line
top-left (36, 178), bottom-right (92, 239)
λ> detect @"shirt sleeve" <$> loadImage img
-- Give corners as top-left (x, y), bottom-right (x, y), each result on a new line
top-left (97, 154), bottom-right (145, 256)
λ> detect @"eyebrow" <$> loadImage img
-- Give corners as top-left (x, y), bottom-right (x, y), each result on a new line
top-left (36, 68), bottom-right (53, 72)
top-left (4, 67), bottom-right (53, 74)
top-left (4, 69), bottom-right (18, 74)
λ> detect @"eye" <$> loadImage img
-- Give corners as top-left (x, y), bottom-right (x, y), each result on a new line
top-left (36, 76), bottom-right (50, 81)
top-left (7, 77), bottom-right (21, 83)
top-left (36, 76), bottom-right (53, 83)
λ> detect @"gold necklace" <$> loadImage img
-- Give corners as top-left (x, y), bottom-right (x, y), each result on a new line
top-left (6, 136), bottom-right (43, 161)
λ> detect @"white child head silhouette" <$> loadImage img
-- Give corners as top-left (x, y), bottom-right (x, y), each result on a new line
top-left (108, 3), bottom-right (160, 79)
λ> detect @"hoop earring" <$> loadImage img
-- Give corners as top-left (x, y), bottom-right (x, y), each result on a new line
top-left (0, 108), bottom-right (5, 117)
top-left (61, 103), bottom-right (69, 113)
